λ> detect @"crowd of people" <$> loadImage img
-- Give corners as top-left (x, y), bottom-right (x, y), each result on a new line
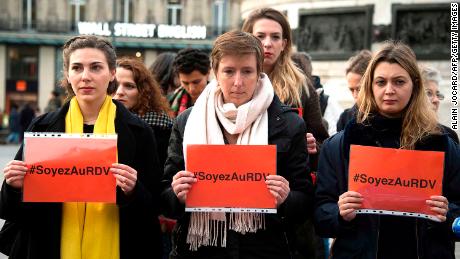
top-left (0, 7), bottom-right (458, 259)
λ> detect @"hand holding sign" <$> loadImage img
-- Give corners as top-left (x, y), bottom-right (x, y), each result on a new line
top-left (265, 175), bottom-right (290, 206)
top-left (3, 160), bottom-right (28, 189)
top-left (172, 170), bottom-right (197, 203)
top-left (306, 133), bottom-right (317, 155)
top-left (111, 163), bottom-right (138, 196)
top-left (427, 195), bottom-right (449, 222)
top-left (338, 191), bottom-right (363, 222)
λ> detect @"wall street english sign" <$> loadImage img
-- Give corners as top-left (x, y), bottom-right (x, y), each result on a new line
top-left (78, 22), bottom-right (207, 39)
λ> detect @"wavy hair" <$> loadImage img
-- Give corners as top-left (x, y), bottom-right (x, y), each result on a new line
top-left (242, 7), bottom-right (307, 106)
top-left (116, 57), bottom-right (171, 116)
top-left (357, 40), bottom-right (440, 149)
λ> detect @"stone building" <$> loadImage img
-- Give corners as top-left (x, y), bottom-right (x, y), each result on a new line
top-left (0, 0), bottom-right (241, 114)
top-left (0, 0), bottom-right (455, 131)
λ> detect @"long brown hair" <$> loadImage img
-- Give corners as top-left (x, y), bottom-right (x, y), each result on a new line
top-left (242, 8), bottom-right (307, 107)
top-left (357, 41), bottom-right (440, 149)
top-left (116, 57), bottom-right (171, 116)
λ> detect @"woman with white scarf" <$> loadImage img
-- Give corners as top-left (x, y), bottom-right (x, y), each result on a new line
top-left (161, 31), bottom-right (313, 258)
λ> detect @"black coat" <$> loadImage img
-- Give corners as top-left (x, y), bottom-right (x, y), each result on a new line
top-left (336, 105), bottom-right (357, 133)
top-left (314, 116), bottom-right (460, 259)
top-left (0, 100), bottom-right (163, 259)
top-left (161, 96), bottom-right (313, 259)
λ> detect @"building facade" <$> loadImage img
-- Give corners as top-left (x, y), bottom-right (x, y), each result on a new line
top-left (241, 0), bottom-right (454, 128)
top-left (0, 0), bottom-right (242, 115)
top-left (0, 0), bottom-right (455, 131)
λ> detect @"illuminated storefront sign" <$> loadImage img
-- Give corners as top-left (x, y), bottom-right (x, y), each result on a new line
top-left (78, 22), bottom-right (207, 39)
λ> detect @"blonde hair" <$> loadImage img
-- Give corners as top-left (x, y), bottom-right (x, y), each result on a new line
top-left (242, 8), bottom-right (307, 107)
top-left (357, 41), bottom-right (440, 149)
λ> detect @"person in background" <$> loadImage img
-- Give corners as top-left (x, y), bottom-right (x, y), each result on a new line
top-left (242, 9), bottom-right (328, 258)
top-left (149, 52), bottom-right (178, 97)
top-left (161, 30), bottom-right (312, 258)
top-left (44, 90), bottom-right (63, 113)
top-left (291, 50), bottom-right (342, 137)
top-left (18, 102), bottom-right (36, 142)
top-left (6, 103), bottom-right (20, 144)
top-left (242, 8), bottom-right (329, 156)
top-left (291, 52), bottom-right (329, 153)
top-left (311, 75), bottom-right (343, 136)
top-left (168, 48), bottom-right (210, 117)
top-left (315, 41), bottom-right (460, 259)
top-left (113, 56), bottom-right (174, 259)
top-left (113, 56), bottom-right (173, 168)
top-left (420, 65), bottom-right (459, 143)
top-left (291, 52), bottom-right (330, 259)
top-left (336, 50), bottom-right (372, 132)
top-left (0, 35), bottom-right (163, 258)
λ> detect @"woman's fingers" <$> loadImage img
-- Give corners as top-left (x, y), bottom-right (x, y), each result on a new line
top-left (172, 171), bottom-right (196, 203)
top-left (340, 209), bottom-right (358, 221)
top-left (338, 191), bottom-right (363, 222)
top-left (265, 175), bottom-right (290, 206)
top-left (3, 160), bottom-right (28, 189)
top-left (306, 133), bottom-right (317, 154)
top-left (427, 196), bottom-right (449, 221)
top-left (111, 163), bottom-right (138, 195)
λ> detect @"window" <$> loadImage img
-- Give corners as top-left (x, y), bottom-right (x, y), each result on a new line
top-left (70, 0), bottom-right (86, 31)
top-left (213, 0), bottom-right (227, 35)
top-left (167, 0), bottom-right (182, 25)
top-left (22, 0), bottom-right (37, 30)
top-left (55, 48), bottom-right (63, 85)
top-left (6, 46), bottom-right (39, 95)
top-left (7, 46), bottom-right (38, 81)
top-left (122, 0), bottom-right (133, 23)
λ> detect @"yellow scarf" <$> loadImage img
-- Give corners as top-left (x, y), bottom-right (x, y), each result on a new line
top-left (61, 96), bottom-right (119, 259)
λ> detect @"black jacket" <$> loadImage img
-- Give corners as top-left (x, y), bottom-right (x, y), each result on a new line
top-left (161, 96), bottom-right (313, 259)
top-left (441, 125), bottom-right (459, 144)
top-left (336, 105), bottom-right (357, 133)
top-left (0, 100), bottom-right (163, 259)
top-left (314, 116), bottom-right (460, 259)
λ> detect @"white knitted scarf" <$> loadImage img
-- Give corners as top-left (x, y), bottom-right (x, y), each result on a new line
top-left (182, 73), bottom-right (274, 251)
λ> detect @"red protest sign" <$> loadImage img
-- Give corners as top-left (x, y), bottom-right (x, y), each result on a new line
top-left (23, 133), bottom-right (117, 203)
top-left (185, 144), bottom-right (276, 213)
top-left (348, 145), bottom-right (444, 221)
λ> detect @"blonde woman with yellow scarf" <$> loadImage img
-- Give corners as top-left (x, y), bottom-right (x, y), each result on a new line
top-left (0, 35), bottom-right (163, 259)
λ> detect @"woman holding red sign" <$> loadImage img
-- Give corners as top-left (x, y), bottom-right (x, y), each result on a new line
top-left (161, 31), bottom-right (312, 258)
top-left (314, 41), bottom-right (460, 258)
top-left (0, 35), bottom-right (162, 258)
